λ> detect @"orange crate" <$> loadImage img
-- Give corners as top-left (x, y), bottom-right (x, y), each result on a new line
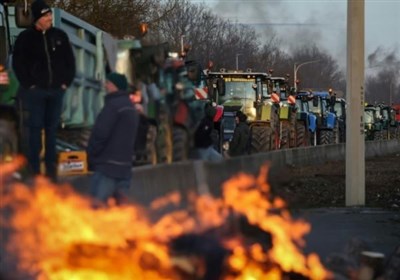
top-left (58, 150), bottom-right (88, 176)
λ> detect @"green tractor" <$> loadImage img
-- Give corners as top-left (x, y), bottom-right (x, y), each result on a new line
top-left (364, 103), bottom-right (397, 141)
top-left (378, 104), bottom-right (398, 140)
top-left (206, 70), bottom-right (310, 153)
top-left (269, 76), bottom-right (311, 149)
top-left (206, 69), bottom-right (283, 153)
top-left (0, 0), bottom-right (21, 162)
top-left (364, 104), bottom-right (384, 140)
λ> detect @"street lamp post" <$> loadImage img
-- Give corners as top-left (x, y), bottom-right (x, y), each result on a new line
top-left (236, 53), bottom-right (241, 70)
top-left (293, 59), bottom-right (321, 92)
top-left (180, 35), bottom-right (185, 56)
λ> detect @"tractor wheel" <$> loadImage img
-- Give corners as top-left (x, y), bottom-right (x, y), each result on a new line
top-left (382, 129), bottom-right (389, 140)
top-left (395, 127), bottom-right (400, 140)
top-left (145, 123), bottom-right (158, 165)
top-left (373, 130), bottom-right (383, 141)
top-left (172, 126), bottom-right (189, 162)
top-left (388, 127), bottom-right (396, 140)
top-left (333, 122), bottom-right (340, 144)
top-left (296, 123), bottom-right (307, 147)
top-left (319, 130), bottom-right (333, 145)
top-left (339, 123), bottom-right (346, 143)
top-left (250, 125), bottom-right (272, 153)
top-left (0, 119), bottom-right (19, 161)
top-left (156, 120), bottom-right (173, 164)
top-left (280, 124), bottom-right (290, 150)
top-left (382, 130), bottom-right (387, 140)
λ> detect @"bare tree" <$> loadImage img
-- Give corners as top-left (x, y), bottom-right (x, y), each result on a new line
top-left (290, 44), bottom-right (345, 92)
top-left (49, 0), bottom-right (178, 38)
top-left (156, 0), bottom-right (262, 70)
top-left (366, 69), bottom-right (399, 104)
top-left (251, 33), bottom-right (290, 74)
top-left (48, 0), bottom-right (348, 95)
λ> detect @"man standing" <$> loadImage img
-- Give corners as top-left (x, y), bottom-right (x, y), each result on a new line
top-left (229, 110), bottom-right (250, 157)
top-left (87, 72), bottom-right (139, 205)
top-left (12, 0), bottom-right (75, 180)
top-left (192, 102), bottom-right (223, 161)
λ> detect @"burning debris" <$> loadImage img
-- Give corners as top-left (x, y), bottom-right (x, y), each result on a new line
top-left (1, 159), bottom-right (332, 279)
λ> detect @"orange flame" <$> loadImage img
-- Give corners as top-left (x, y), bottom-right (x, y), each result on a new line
top-left (0, 159), bottom-right (332, 279)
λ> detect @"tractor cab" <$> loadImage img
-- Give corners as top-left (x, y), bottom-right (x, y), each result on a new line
top-left (206, 69), bottom-right (271, 121)
top-left (364, 104), bottom-right (382, 140)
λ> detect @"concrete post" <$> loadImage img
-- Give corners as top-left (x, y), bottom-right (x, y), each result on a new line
top-left (346, 0), bottom-right (365, 206)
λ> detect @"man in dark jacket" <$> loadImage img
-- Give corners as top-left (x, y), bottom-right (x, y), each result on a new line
top-left (229, 110), bottom-right (250, 157)
top-left (192, 102), bottom-right (223, 161)
top-left (87, 72), bottom-right (139, 205)
top-left (12, 0), bottom-right (75, 180)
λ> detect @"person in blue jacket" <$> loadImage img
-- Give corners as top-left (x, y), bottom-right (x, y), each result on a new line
top-left (87, 72), bottom-right (139, 206)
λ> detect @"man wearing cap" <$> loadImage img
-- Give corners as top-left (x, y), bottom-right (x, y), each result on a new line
top-left (87, 72), bottom-right (139, 206)
top-left (12, 0), bottom-right (75, 180)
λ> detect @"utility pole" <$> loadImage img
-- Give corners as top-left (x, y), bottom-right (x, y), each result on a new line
top-left (236, 53), bottom-right (241, 70)
top-left (346, 0), bottom-right (365, 206)
top-left (293, 60), bottom-right (320, 92)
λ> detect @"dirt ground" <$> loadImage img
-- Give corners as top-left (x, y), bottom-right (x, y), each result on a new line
top-left (271, 152), bottom-right (400, 209)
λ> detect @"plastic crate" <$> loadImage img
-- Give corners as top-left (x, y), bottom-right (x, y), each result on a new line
top-left (58, 150), bottom-right (87, 176)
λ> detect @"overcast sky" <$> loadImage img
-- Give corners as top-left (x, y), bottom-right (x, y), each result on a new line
top-left (191, 0), bottom-right (400, 71)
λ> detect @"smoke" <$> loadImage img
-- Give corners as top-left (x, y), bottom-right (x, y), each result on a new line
top-left (208, 0), bottom-right (399, 73)
top-left (210, 0), bottom-right (347, 68)
top-left (367, 47), bottom-right (400, 70)
top-left (367, 47), bottom-right (400, 87)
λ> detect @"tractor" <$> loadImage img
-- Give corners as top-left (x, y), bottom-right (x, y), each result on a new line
top-left (377, 104), bottom-right (398, 140)
top-left (364, 104), bottom-right (384, 141)
top-left (270, 76), bottom-right (318, 148)
top-left (284, 93), bottom-right (317, 148)
top-left (392, 104), bottom-right (400, 139)
top-left (206, 69), bottom-right (283, 153)
top-left (119, 40), bottom-right (208, 164)
top-left (0, 0), bottom-right (21, 162)
top-left (363, 103), bottom-right (396, 141)
top-left (296, 90), bottom-right (337, 145)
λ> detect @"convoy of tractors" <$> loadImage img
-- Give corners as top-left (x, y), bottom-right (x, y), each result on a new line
top-left (0, 1), bottom-right (399, 169)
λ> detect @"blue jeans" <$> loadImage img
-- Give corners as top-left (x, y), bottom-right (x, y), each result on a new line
top-left (194, 146), bottom-right (223, 162)
top-left (90, 171), bottom-right (131, 205)
top-left (26, 87), bottom-right (65, 178)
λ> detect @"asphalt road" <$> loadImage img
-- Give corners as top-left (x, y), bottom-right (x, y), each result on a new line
top-left (297, 208), bottom-right (400, 261)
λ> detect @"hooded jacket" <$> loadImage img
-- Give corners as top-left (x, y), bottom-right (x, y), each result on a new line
top-left (229, 121), bottom-right (250, 157)
top-left (87, 91), bottom-right (139, 179)
top-left (12, 26), bottom-right (75, 89)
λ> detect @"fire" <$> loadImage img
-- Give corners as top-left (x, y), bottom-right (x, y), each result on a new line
top-left (0, 159), bottom-right (332, 280)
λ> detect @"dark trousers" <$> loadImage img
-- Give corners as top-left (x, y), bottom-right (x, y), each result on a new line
top-left (25, 87), bottom-right (65, 178)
